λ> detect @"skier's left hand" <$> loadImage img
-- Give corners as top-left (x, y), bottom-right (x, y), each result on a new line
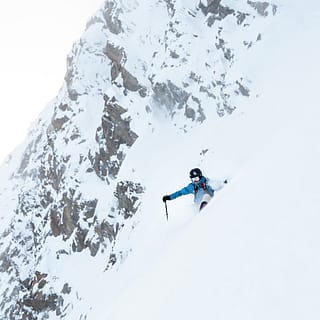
top-left (162, 195), bottom-right (171, 202)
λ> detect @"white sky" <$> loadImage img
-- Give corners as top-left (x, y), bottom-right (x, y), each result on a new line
top-left (0, 0), bottom-right (103, 163)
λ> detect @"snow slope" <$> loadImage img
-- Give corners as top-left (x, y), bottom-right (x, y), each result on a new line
top-left (100, 2), bottom-right (320, 319)
top-left (57, 2), bottom-right (320, 317)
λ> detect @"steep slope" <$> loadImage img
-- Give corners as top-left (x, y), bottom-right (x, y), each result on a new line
top-left (107, 114), bottom-right (320, 320)
top-left (0, 0), bottom-right (303, 319)
top-left (103, 2), bottom-right (320, 319)
top-left (106, 111), bottom-right (320, 320)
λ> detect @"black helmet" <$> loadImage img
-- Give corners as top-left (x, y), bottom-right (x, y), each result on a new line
top-left (189, 168), bottom-right (202, 179)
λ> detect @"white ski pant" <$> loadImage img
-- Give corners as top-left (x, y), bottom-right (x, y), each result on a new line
top-left (200, 193), bottom-right (212, 204)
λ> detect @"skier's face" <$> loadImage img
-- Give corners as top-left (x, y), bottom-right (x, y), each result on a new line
top-left (191, 176), bottom-right (200, 183)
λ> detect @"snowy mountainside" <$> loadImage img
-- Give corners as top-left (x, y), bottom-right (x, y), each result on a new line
top-left (0, 0), bottom-right (288, 319)
top-left (106, 3), bottom-right (320, 318)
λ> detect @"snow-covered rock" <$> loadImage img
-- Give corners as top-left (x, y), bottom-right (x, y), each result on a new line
top-left (0, 0), bottom-right (285, 319)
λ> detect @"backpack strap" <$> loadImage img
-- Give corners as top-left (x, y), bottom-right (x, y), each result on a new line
top-left (194, 177), bottom-right (207, 192)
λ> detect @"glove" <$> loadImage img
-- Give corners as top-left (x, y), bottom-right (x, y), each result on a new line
top-left (162, 195), bottom-right (171, 202)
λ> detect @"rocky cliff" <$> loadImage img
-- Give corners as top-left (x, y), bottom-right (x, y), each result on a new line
top-left (0, 1), bottom-right (277, 318)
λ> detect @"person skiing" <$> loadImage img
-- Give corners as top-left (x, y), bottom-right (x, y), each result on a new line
top-left (162, 168), bottom-right (219, 210)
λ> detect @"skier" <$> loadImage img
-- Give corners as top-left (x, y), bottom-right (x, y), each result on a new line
top-left (162, 168), bottom-right (221, 211)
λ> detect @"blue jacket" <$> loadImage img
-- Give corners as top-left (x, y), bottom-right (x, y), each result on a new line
top-left (169, 176), bottom-right (214, 204)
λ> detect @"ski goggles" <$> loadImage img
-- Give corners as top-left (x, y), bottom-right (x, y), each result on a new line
top-left (191, 176), bottom-right (200, 182)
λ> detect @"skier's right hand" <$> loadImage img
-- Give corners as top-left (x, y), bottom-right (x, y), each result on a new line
top-left (162, 195), bottom-right (171, 202)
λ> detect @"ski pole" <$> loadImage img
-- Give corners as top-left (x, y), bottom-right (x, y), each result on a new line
top-left (164, 201), bottom-right (169, 221)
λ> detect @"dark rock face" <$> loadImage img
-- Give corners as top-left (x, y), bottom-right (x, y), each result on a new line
top-left (103, 1), bottom-right (123, 34)
top-left (105, 42), bottom-right (146, 94)
top-left (153, 81), bottom-right (190, 112)
top-left (0, 272), bottom-right (69, 319)
top-left (90, 94), bottom-right (138, 181)
top-left (152, 80), bottom-right (206, 123)
top-left (164, 0), bottom-right (176, 17)
top-left (49, 190), bottom-right (98, 240)
top-left (114, 181), bottom-right (145, 219)
top-left (199, 0), bottom-right (235, 26)
top-left (247, 1), bottom-right (276, 16)
top-left (105, 42), bottom-right (126, 81)
top-left (21, 271), bottom-right (58, 313)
